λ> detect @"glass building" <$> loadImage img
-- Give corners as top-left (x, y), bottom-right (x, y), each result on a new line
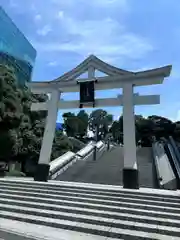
top-left (0, 6), bottom-right (36, 85)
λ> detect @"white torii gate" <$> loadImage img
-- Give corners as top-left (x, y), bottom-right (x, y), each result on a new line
top-left (28, 55), bottom-right (172, 189)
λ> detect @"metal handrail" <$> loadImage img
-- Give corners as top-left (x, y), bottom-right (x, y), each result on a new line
top-left (169, 136), bottom-right (180, 167)
top-left (165, 137), bottom-right (180, 188)
top-left (152, 143), bottom-right (162, 188)
top-left (165, 144), bottom-right (180, 182)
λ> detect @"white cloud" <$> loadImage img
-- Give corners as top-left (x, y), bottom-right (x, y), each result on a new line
top-left (33, 17), bottom-right (153, 65)
top-left (30, 3), bottom-right (37, 12)
top-left (8, 0), bottom-right (153, 67)
top-left (95, 0), bottom-right (125, 4)
top-left (56, 11), bottom-right (64, 19)
top-left (52, 0), bottom-right (128, 10)
top-left (93, 0), bottom-right (129, 11)
top-left (9, 0), bottom-right (19, 8)
top-left (133, 65), bottom-right (158, 72)
top-left (48, 61), bottom-right (59, 66)
top-left (34, 14), bottom-right (42, 21)
top-left (37, 25), bottom-right (52, 36)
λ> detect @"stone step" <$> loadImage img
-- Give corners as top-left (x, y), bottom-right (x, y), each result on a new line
top-left (1, 203), bottom-right (180, 229)
top-left (1, 197), bottom-right (180, 221)
top-left (0, 195), bottom-right (180, 220)
top-left (0, 188), bottom-right (179, 209)
top-left (0, 209), bottom-right (180, 239)
top-left (0, 190), bottom-right (180, 217)
top-left (0, 184), bottom-right (179, 203)
top-left (0, 179), bottom-right (179, 200)
top-left (0, 218), bottom-right (124, 240)
top-left (0, 192), bottom-right (180, 214)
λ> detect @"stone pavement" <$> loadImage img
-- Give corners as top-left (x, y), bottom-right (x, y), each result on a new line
top-left (0, 229), bottom-right (38, 240)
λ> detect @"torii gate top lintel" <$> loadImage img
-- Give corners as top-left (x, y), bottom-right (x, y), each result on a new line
top-left (28, 55), bottom-right (172, 93)
top-left (53, 54), bottom-right (133, 82)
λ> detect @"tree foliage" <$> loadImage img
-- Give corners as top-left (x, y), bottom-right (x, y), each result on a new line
top-left (89, 109), bottom-right (113, 141)
top-left (0, 65), bottom-right (72, 176)
top-left (51, 130), bottom-right (73, 160)
top-left (109, 114), bottom-right (179, 146)
top-left (63, 110), bottom-right (89, 138)
top-left (0, 64), bottom-right (23, 161)
top-left (110, 118), bottom-right (123, 143)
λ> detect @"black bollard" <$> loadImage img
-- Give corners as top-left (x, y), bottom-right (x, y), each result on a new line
top-left (93, 145), bottom-right (97, 161)
top-left (107, 139), bottom-right (110, 151)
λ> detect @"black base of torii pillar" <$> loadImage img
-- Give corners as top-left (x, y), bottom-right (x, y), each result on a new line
top-left (34, 163), bottom-right (50, 182)
top-left (122, 168), bottom-right (139, 189)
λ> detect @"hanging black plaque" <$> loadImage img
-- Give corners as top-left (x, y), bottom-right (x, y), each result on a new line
top-left (79, 81), bottom-right (95, 108)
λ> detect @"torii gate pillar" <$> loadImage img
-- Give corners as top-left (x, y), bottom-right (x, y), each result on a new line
top-left (34, 90), bottom-right (60, 182)
top-left (122, 83), bottom-right (138, 189)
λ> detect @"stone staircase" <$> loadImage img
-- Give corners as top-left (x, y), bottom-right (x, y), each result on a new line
top-left (0, 179), bottom-right (180, 239)
top-left (57, 147), bottom-right (155, 188)
top-left (56, 147), bottom-right (123, 185)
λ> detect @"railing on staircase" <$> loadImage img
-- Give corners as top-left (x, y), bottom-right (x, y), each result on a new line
top-left (49, 151), bottom-right (77, 180)
top-left (165, 136), bottom-right (180, 189)
top-left (49, 141), bottom-right (107, 180)
top-left (152, 141), bottom-right (177, 190)
top-left (76, 143), bottom-right (95, 160)
top-left (152, 143), bottom-right (161, 189)
top-left (169, 136), bottom-right (180, 166)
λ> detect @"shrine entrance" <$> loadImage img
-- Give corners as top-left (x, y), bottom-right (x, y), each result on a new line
top-left (28, 55), bottom-right (171, 189)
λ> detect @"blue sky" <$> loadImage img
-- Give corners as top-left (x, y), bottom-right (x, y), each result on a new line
top-left (1, 0), bottom-right (180, 122)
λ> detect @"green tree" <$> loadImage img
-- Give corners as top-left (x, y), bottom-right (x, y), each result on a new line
top-left (63, 112), bottom-right (78, 137)
top-left (0, 64), bottom-right (80, 176)
top-left (135, 117), bottom-right (154, 146)
top-left (109, 121), bottom-right (122, 143)
top-left (68, 137), bottom-right (86, 152)
top-left (0, 64), bottom-right (23, 162)
top-left (14, 86), bottom-right (48, 175)
top-left (63, 110), bottom-right (89, 139)
top-left (109, 116), bottom-right (123, 143)
top-left (173, 121), bottom-right (180, 142)
top-left (0, 64), bottom-right (49, 175)
top-left (51, 130), bottom-right (73, 160)
top-left (76, 110), bottom-right (89, 138)
top-left (89, 109), bottom-right (113, 140)
top-left (148, 115), bottom-right (175, 140)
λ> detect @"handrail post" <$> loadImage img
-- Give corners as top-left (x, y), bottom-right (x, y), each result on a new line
top-left (93, 145), bottom-right (97, 161)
